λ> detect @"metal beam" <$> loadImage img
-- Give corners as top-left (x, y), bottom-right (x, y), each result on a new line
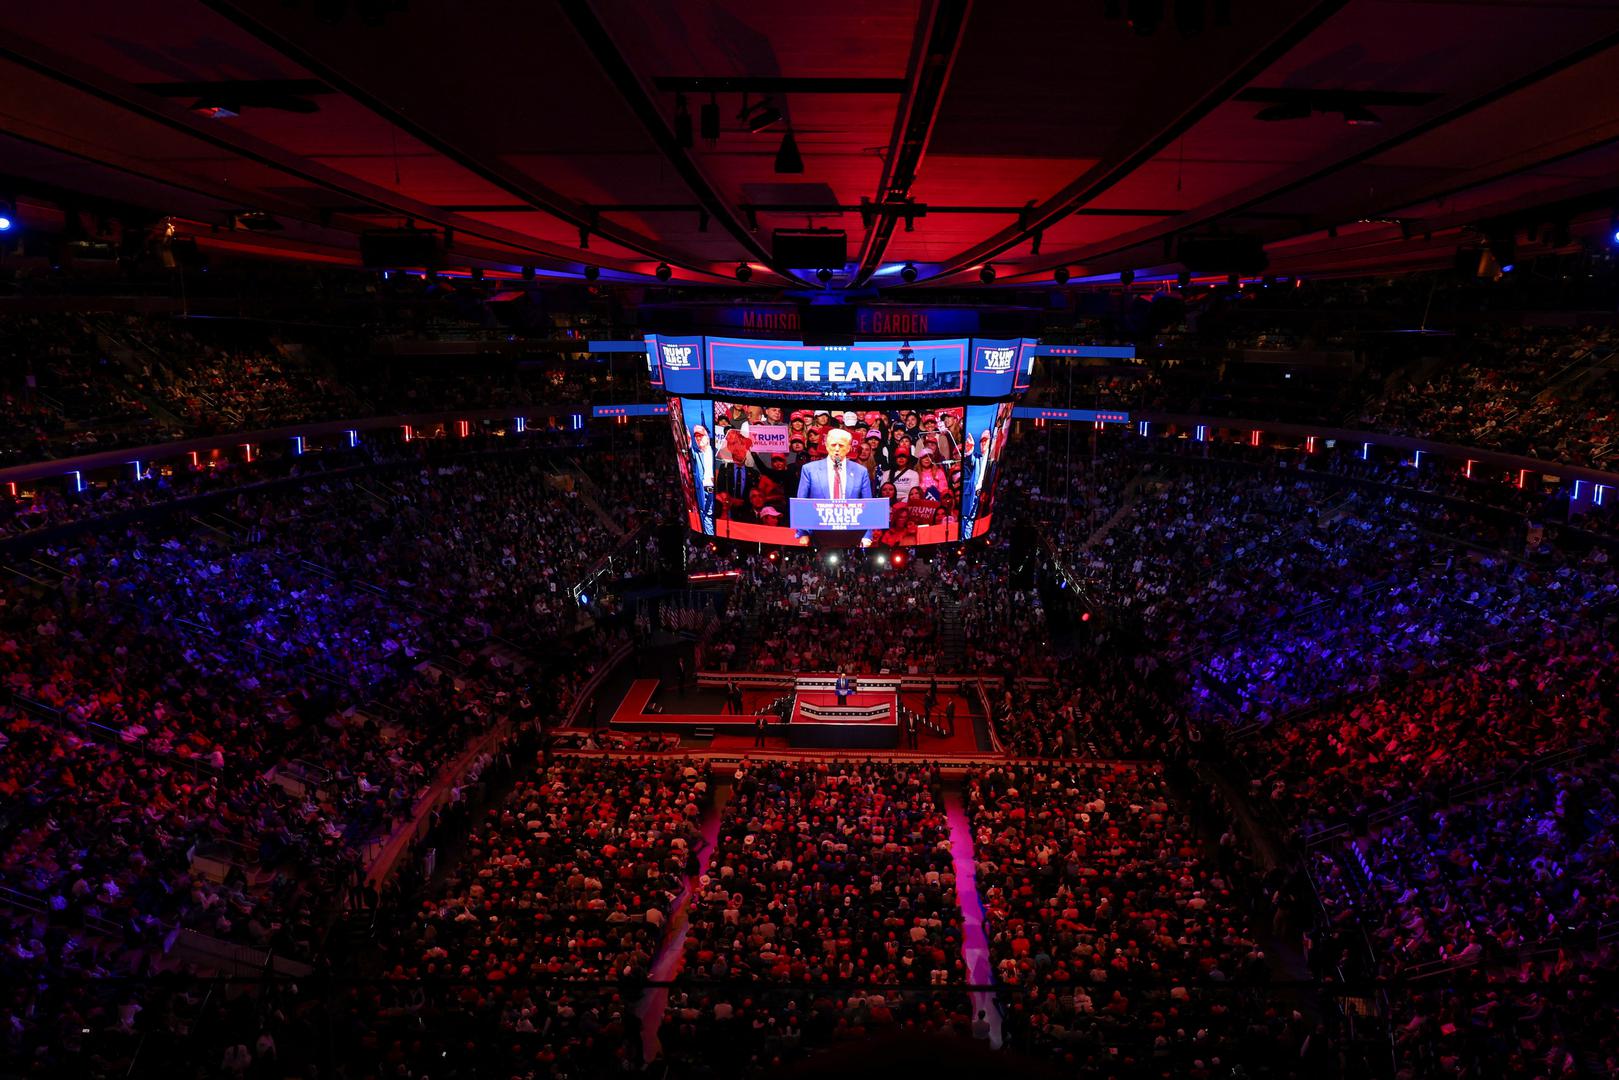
top-left (204, 1), bottom-right (730, 282)
top-left (915, 0), bottom-right (1349, 286)
top-left (849, 0), bottom-right (973, 288)
top-left (1018, 24), bottom-right (1619, 278)
top-left (556, 0), bottom-right (805, 287)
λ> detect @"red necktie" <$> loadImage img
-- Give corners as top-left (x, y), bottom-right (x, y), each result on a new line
top-left (833, 463), bottom-right (842, 499)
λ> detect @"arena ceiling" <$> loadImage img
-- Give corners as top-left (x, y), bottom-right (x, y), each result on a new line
top-left (3, 0), bottom-right (1619, 290)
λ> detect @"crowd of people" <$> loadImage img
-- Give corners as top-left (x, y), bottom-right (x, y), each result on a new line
top-left (966, 762), bottom-right (1311, 1073)
top-left (663, 759), bottom-right (970, 1074)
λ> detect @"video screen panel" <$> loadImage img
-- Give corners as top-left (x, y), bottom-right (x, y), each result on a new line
top-left (668, 396), bottom-right (1014, 546)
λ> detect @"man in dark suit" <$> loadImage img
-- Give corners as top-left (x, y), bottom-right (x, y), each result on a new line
top-left (834, 670), bottom-right (855, 706)
top-left (754, 713), bottom-right (767, 747)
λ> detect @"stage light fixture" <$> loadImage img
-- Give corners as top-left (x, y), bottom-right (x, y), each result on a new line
top-left (583, 265), bottom-right (600, 282)
top-left (1120, 269), bottom-right (1135, 286)
top-left (470, 267), bottom-right (484, 282)
top-left (673, 93), bottom-right (693, 149)
top-left (816, 267), bottom-right (833, 284)
top-left (0, 203), bottom-right (11, 232)
top-left (900, 262), bottom-right (918, 283)
top-left (655, 262), bottom-right (672, 282)
top-left (1053, 266), bottom-right (1070, 285)
top-left (735, 261), bottom-right (753, 282)
top-left (979, 263), bottom-right (996, 284)
top-left (521, 265), bottom-right (535, 280)
top-left (1177, 270), bottom-right (1192, 288)
top-left (774, 129), bottom-right (804, 174)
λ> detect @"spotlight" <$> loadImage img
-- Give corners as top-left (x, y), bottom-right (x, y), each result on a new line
top-left (1053, 266), bottom-right (1070, 285)
top-left (827, 553), bottom-right (840, 566)
top-left (735, 262), bottom-right (752, 282)
top-left (900, 262), bottom-right (918, 283)
top-left (583, 265), bottom-right (600, 282)
top-left (470, 266), bottom-right (484, 282)
top-left (1177, 270), bottom-right (1192, 288)
top-left (774, 129), bottom-right (804, 174)
top-left (978, 263), bottom-right (996, 284)
top-left (655, 262), bottom-right (672, 282)
top-left (699, 95), bottom-right (720, 142)
top-left (892, 551), bottom-right (905, 567)
top-left (816, 267), bottom-right (833, 284)
top-left (875, 552), bottom-right (888, 567)
top-left (673, 94), bottom-right (693, 149)
top-left (521, 265), bottom-right (535, 280)
top-left (1119, 269), bottom-right (1135, 286)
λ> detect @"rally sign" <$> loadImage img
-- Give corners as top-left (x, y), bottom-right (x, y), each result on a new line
top-left (749, 424), bottom-right (790, 453)
top-left (789, 498), bottom-right (892, 531)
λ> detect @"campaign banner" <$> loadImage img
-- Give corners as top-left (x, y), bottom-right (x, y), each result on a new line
top-left (968, 337), bottom-right (1035, 397)
top-left (647, 335), bottom-right (706, 395)
top-left (749, 424), bottom-right (790, 453)
top-left (789, 498), bottom-right (891, 532)
top-left (706, 338), bottom-right (969, 399)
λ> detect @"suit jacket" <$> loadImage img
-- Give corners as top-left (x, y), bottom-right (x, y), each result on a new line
top-left (796, 457), bottom-right (873, 501)
top-left (795, 457), bottom-right (875, 540)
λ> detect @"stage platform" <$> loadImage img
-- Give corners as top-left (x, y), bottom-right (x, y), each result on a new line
top-left (606, 674), bottom-right (986, 755)
top-left (789, 688), bottom-right (898, 749)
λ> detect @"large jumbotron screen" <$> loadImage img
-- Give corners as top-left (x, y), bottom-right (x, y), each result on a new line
top-left (651, 335), bottom-right (1029, 546)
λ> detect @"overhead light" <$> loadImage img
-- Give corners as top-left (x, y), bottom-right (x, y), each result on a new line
top-left (583, 265), bottom-right (600, 281)
top-left (0, 200), bottom-right (13, 233)
top-left (1120, 269), bottom-right (1135, 286)
top-left (470, 267), bottom-right (485, 282)
top-left (979, 263), bottom-right (996, 284)
top-left (735, 262), bottom-right (752, 282)
top-left (521, 266), bottom-right (535, 280)
top-left (899, 263), bottom-right (918, 283)
top-left (674, 93), bottom-right (693, 149)
top-left (1177, 270), bottom-right (1192, 288)
top-left (655, 262), bottom-right (672, 282)
top-left (774, 129), bottom-right (804, 174)
top-left (816, 267), bottom-right (833, 284)
top-left (738, 95), bottom-right (782, 133)
top-left (700, 95), bottom-right (720, 142)
top-left (1341, 103), bottom-right (1381, 126)
top-left (1255, 101), bottom-right (1311, 122)
top-left (1053, 266), bottom-right (1070, 285)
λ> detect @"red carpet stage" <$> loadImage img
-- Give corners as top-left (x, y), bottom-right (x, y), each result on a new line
top-left (789, 687), bottom-right (899, 749)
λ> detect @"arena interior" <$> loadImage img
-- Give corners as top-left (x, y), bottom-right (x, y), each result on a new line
top-left (3, 3), bottom-right (1619, 1078)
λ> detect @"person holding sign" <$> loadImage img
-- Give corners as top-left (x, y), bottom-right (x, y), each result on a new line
top-left (794, 428), bottom-right (874, 546)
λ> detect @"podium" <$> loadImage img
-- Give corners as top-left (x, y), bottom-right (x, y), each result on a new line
top-left (789, 676), bottom-right (901, 749)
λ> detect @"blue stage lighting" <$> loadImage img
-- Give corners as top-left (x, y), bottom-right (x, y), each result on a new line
top-left (0, 216), bottom-right (12, 232)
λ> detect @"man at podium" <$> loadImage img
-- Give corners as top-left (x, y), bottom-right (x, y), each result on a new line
top-left (834, 670), bottom-right (855, 706)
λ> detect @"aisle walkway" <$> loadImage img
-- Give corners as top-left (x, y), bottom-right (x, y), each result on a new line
top-left (635, 782), bottom-right (729, 1065)
top-left (943, 787), bottom-right (1002, 1050)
